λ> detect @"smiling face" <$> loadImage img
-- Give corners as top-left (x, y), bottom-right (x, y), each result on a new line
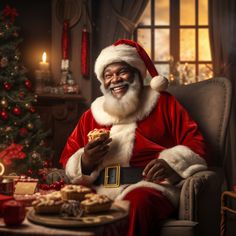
top-left (103, 62), bottom-right (136, 99)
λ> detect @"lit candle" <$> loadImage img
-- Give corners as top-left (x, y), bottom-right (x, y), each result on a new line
top-left (39, 52), bottom-right (49, 71)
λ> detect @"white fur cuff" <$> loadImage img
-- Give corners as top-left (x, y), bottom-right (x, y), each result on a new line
top-left (159, 145), bottom-right (207, 178)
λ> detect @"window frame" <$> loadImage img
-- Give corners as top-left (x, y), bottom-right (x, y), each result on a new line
top-left (134, 0), bottom-right (212, 82)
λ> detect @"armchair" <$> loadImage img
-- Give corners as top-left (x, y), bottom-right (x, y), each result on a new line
top-left (46, 77), bottom-right (232, 236)
top-left (159, 77), bottom-right (232, 236)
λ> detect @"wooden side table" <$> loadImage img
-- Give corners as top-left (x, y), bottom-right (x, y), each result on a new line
top-left (220, 191), bottom-right (236, 236)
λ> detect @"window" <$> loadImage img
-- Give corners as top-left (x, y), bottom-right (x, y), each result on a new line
top-left (134, 0), bottom-right (212, 85)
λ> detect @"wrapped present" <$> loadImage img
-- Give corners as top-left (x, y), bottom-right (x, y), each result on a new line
top-left (0, 194), bottom-right (14, 216)
top-left (14, 176), bottom-right (39, 195)
top-left (2, 200), bottom-right (25, 225)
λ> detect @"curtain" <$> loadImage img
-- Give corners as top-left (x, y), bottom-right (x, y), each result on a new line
top-left (91, 0), bottom-right (149, 100)
top-left (208, 0), bottom-right (236, 190)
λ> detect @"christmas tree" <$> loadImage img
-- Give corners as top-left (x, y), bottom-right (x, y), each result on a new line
top-left (0, 5), bottom-right (51, 178)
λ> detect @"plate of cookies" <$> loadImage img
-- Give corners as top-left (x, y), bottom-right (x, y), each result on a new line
top-left (27, 184), bottom-right (129, 228)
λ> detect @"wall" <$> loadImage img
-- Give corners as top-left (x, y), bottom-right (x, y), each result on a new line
top-left (51, 0), bottom-right (92, 103)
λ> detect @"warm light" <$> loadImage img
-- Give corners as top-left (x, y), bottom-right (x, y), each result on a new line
top-left (39, 51), bottom-right (49, 71)
top-left (0, 162), bottom-right (5, 176)
top-left (42, 52), bottom-right (47, 63)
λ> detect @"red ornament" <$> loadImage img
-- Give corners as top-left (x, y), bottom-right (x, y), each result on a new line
top-left (81, 27), bottom-right (90, 78)
top-left (43, 160), bottom-right (51, 168)
top-left (2, 200), bottom-right (25, 226)
top-left (3, 82), bottom-right (12, 91)
top-left (3, 5), bottom-right (19, 23)
top-left (27, 169), bottom-right (33, 175)
top-left (12, 106), bottom-right (21, 116)
top-left (19, 127), bottom-right (28, 137)
top-left (24, 80), bottom-right (32, 89)
top-left (18, 91), bottom-right (25, 100)
top-left (0, 110), bottom-right (8, 120)
top-left (29, 106), bottom-right (36, 113)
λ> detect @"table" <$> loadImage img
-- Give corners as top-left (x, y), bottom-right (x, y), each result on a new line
top-left (0, 200), bottom-right (129, 236)
top-left (220, 191), bottom-right (236, 236)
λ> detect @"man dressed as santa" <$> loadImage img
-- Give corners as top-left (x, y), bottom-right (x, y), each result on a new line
top-left (60, 39), bottom-right (208, 236)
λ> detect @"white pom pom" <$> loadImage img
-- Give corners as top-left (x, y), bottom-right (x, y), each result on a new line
top-left (150, 75), bottom-right (169, 91)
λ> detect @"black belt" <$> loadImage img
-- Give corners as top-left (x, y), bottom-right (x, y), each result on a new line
top-left (94, 165), bottom-right (144, 187)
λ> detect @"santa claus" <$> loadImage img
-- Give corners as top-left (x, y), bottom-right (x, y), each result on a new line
top-left (60, 39), bottom-right (208, 236)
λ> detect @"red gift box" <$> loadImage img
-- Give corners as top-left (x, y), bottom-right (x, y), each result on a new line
top-left (0, 194), bottom-right (14, 217)
top-left (2, 200), bottom-right (26, 226)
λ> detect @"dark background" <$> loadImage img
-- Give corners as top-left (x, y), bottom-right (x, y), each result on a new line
top-left (0, 0), bottom-right (51, 78)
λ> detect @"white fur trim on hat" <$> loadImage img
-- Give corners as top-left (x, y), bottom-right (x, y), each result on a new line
top-left (150, 75), bottom-right (169, 92)
top-left (94, 44), bottom-right (147, 82)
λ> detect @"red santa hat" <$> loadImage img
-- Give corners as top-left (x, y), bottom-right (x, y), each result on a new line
top-left (94, 39), bottom-right (169, 91)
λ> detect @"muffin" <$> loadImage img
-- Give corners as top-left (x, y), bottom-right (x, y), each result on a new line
top-left (32, 191), bottom-right (63, 214)
top-left (60, 185), bottom-right (92, 201)
top-left (80, 193), bottom-right (113, 213)
top-left (87, 128), bottom-right (110, 142)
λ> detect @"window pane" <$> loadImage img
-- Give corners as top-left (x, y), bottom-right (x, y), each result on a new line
top-left (155, 0), bottom-right (169, 25)
top-left (155, 64), bottom-right (170, 78)
top-left (139, 1), bottom-right (151, 25)
top-left (198, 64), bottom-right (213, 81)
top-left (180, 0), bottom-right (195, 25)
top-left (180, 29), bottom-right (195, 61)
top-left (179, 63), bottom-right (196, 84)
top-left (199, 29), bottom-right (211, 61)
top-left (154, 29), bottom-right (170, 61)
top-left (199, 0), bottom-right (208, 25)
top-left (137, 29), bottom-right (151, 56)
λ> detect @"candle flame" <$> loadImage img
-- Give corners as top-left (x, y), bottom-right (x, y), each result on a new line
top-left (42, 52), bottom-right (47, 63)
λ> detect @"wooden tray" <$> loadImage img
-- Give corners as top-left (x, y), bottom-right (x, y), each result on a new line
top-left (27, 202), bottom-right (129, 228)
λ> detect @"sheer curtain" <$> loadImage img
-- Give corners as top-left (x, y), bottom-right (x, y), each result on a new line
top-left (209, 0), bottom-right (236, 190)
top-left (91, 0), bottom-right (149, 99)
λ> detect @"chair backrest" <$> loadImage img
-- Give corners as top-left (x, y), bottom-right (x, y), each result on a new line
top-left (168, 77), bottom-right (232, 166)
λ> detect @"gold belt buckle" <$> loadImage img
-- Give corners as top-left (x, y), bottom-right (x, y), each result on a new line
top-left (104, 164), bottom-right (120, 188)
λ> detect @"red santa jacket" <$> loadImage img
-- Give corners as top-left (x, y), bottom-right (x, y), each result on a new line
top-left (59, 88), bottom-right (208, 205)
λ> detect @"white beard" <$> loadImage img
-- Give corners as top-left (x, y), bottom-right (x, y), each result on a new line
top-left (100, 74), bottom-right (142, 119)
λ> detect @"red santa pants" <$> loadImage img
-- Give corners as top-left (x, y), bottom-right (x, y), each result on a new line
top-left (123, 187), bottom-right (175, 236)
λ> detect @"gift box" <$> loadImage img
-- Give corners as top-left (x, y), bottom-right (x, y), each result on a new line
top-left (14, 177), bottom-right (38, 195)
top-left (0, 194), bottom-right (14, 217)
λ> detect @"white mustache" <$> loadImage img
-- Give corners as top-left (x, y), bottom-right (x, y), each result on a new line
top-left (109, 81), bottom-right (130, 89)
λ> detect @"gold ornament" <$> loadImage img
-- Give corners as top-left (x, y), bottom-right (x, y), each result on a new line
top-left (24, 139), bottom-right (30, 147)
top-left (27, 122), bottom-right (34, 130)
top-left (5, 126), bottom-right (12, 132)
top-left (0, 57), bottom-right (8, 67)
top-left (25, 103), bottom-right (30, 109)
top-left (31, 151), bottom-right (41, 159)
top-left (1, 98), bottom-right (8, 108)
top-left (39, 140), bottom-right (45, 146)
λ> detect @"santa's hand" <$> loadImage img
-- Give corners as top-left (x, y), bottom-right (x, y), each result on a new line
top-left (81, 136), bottom-right (112, 175)
top-left (143, 159), bottom-right (181, 184)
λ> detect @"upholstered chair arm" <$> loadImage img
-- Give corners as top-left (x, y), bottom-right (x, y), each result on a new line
top-left (178, 168), bottom-right (223, 235)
